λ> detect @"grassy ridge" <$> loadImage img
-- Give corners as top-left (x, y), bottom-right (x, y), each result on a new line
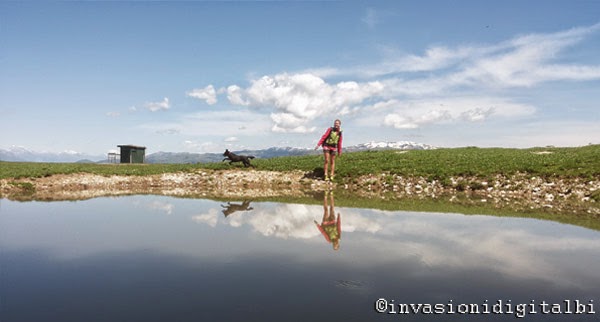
top-left (254, 145), bottom-right (600, 179)
top-left (1, 145), bottom-right (599, 180)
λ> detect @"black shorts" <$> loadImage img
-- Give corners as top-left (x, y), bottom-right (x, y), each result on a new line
top-left (323, 145), bottom-right (337, 155)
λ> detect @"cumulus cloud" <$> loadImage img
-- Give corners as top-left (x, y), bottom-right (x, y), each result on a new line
top-left (227, 85), bottom-right (249, 106)
top-left (185, 23), bottom-right (599, 137)
top-left (144, 97), bottom-right (170, 112)
top-left (187, 85), bottom-right (218, 105)
top-left (224, 136), bottom-right (238, 142)
top-left (225, 73), bottom-right (384, 132)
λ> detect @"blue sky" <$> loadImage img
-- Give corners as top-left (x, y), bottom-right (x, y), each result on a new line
top-left (1, 1), bottom-right (599, 155)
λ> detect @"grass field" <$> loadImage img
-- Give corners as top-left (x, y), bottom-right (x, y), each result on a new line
top-left (2, 145), bottom-right (599, 180)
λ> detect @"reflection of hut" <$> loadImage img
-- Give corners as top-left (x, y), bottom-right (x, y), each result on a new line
top-left (117, 145), bottom-right (146, 164)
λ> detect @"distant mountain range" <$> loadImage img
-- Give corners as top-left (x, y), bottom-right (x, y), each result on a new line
top-left (0, 146), bottom-right (106, 163)
top-left (0, 141), bottom-right (436, 163)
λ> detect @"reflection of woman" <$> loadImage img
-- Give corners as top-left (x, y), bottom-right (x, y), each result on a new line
top-left (314, 191), bottom-right (341, 250)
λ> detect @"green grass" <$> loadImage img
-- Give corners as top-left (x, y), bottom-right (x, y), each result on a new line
top-left (254, 144), bottom-right (600, 180)
top-left (1, 145), bottom-right (599, 180)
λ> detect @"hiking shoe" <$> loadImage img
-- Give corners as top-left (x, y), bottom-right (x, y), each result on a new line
top-left (330, 175), bottom-right (335, 181)
top-left (325, 176), bottom-right (330, 181)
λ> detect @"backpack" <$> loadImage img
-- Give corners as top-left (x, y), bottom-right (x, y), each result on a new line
top-left (325, 127), bottom-right (342, 145)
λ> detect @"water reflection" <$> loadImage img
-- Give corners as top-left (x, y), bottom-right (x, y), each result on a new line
top-left (221, 200), bottom-right (254, 217)
top-left (1, 196), bottom-right (600, 321)
top-left (314, 191), bottom-right (342, 250)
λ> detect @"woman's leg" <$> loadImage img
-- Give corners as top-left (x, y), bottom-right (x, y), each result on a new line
top-left (323, 151), bottom-right (330, 179)
top-left (330, 154), bottom-right (336, 178)
top-left (322, 192), bottom-right (329, 220)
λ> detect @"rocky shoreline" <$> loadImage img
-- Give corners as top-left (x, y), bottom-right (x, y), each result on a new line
top-left (1, 169), bottom-right (599, 215)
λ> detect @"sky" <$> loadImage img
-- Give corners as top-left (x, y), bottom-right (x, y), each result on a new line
top-left (1, 1), bottom-right (599, 155)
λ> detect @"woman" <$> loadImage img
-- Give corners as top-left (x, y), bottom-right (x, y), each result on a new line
top-left (315, 119), bottom-right (343, 181)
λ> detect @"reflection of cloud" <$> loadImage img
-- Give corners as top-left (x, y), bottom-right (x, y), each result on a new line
top-left (191, 209), bottom-right (219, 227)
top-left (187, 200), bottom-right (600, 289)
top-left (132, 199), bottom-right (174, 215)
top-left (147, 200), bottom-right (174, 215)
top-left (192, 203), bottom-right (382, 240)
top-left (226, 204), bottom-right (316, 239)
top-left (348, 211), bottom-right (600, 288)
top-left (202, 201), bottom-right (600, 288)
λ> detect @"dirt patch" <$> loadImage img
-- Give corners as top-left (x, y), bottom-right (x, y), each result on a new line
top-left (1, 169), bottom-right (598, 215)
top-left (0, 170), bottom-right (325, 201)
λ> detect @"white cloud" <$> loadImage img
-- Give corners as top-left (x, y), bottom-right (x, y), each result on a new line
top-left (144, 97), bottom-right (170, 112)
top-left (181, 24), bottom-right (598, 140)
top-left (362, 8), bottom-right (379, 29)
top-left (155, 128), bottom-right (180, 135)
top-left (187, 85), bottom-right (218, 105)
top-left (484, 120), bottom-right (600, 148)
top-left (226, 73), bottom-right (384, 133)
top-left (324, 23), bottom-right (600, 89)
top-left (224, 136), bottom-right (238, 142)
top-left (138, 109), bottom-right (271, 139)
top-left (460, 107), bottom-right (495, 122)
top-left (227, 85), bottom-right (249, 106)
top-left (379, 97), bottom-right (535, 129)
top-left (183, 140), bottom-right (223, 153)
top-left (106, 111), bottom-right (120, 117)
top-left (383, 114), bottom-right (418, 129)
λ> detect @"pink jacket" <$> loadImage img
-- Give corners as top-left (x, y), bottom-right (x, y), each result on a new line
top-left (317, 127), bottom-right (343, 155)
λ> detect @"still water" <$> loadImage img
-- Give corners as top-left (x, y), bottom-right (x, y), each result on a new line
top-left (1, 194), bottom-right (599, 321)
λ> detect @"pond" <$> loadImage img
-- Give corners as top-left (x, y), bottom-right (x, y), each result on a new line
top-left (1, 194), bottom-right (599, 321)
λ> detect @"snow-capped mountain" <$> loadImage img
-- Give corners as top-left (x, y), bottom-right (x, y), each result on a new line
top-left (0, 146), bottom-right (105, 163)
top-left (347, 141), bottom-right (437, 151)
top-left (1, 141), bottom-right (436, 163)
